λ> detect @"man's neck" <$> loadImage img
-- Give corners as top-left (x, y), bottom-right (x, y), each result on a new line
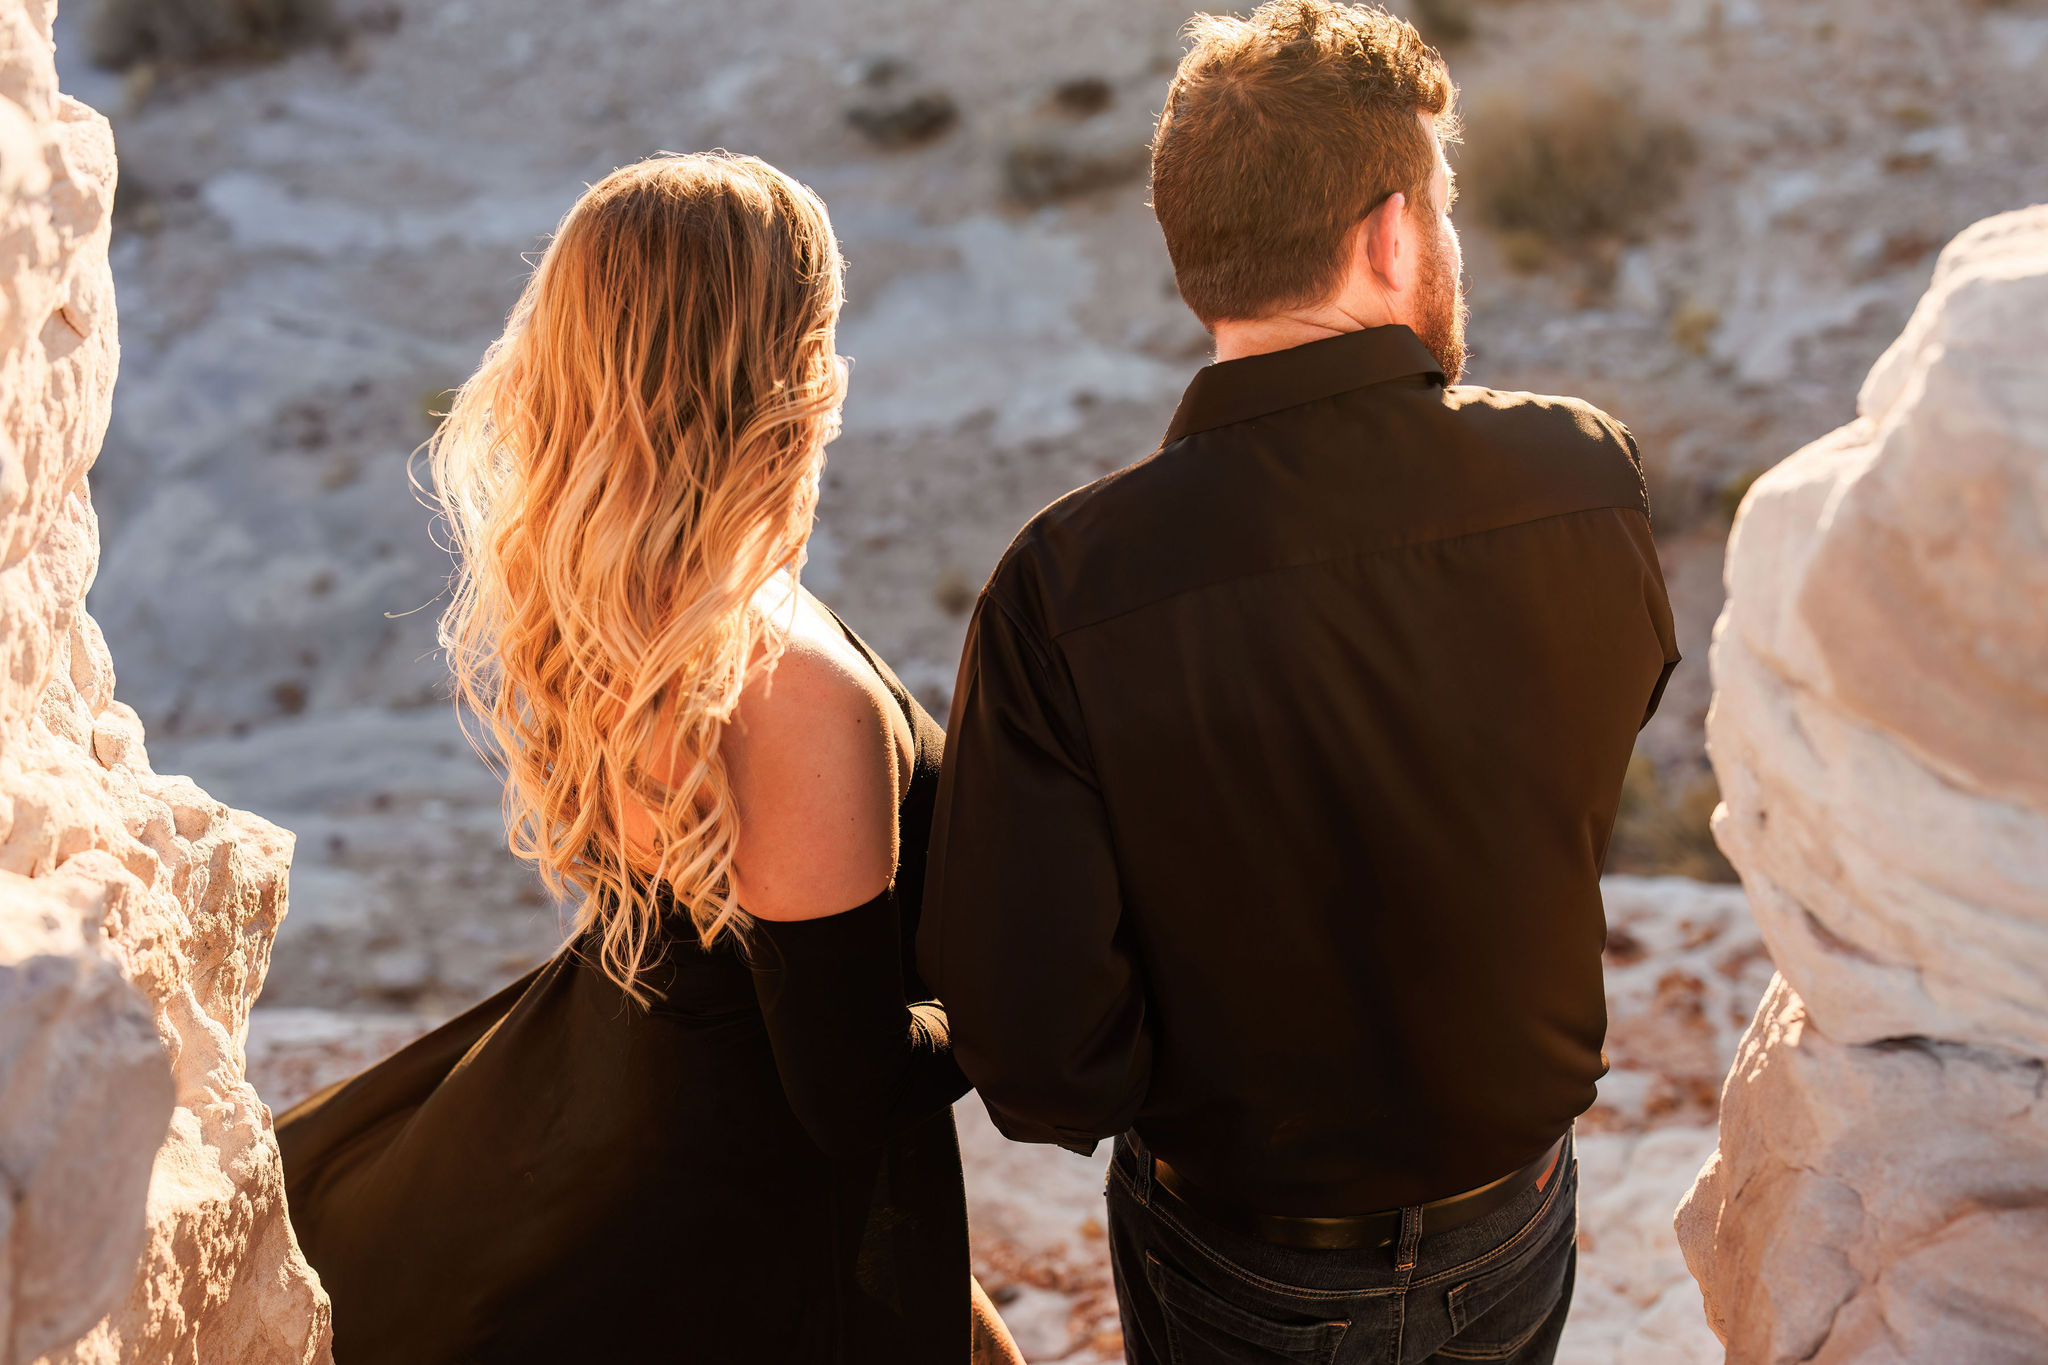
top-left (1209, 301), bottom-right (1397, 363)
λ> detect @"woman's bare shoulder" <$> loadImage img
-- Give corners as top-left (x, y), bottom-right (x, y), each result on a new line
top-left (722, 626), bottom-right (904, 922)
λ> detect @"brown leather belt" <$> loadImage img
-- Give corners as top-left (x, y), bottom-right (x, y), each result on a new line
top-left (1148, 1136), bottom-right (1566, 1252)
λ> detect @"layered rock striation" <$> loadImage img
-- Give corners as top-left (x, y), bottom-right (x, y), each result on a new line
top-left (0, 4), bottom-right (330, 1361)
top-left (1676, 207), bottom-right (2048, 1362)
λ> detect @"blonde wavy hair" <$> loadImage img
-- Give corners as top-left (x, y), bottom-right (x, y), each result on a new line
top-left (429, 152), bottom-right (848, 1000)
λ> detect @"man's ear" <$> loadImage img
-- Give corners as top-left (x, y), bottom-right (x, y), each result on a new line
top-left (1359, 191), bottom-right (1410, 296)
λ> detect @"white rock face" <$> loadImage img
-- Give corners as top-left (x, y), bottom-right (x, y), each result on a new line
top-left (0, 6), bottom-right (330, 1362)
top-left (1676, 206), bottom-right (2048, 1363)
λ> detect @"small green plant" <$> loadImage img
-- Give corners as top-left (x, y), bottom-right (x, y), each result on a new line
top-left (86, 0), bottom-right (332, 71)
top-left (1464, 83), bottom-right (1695, 246)
top-left (933, 569), bottom-right (976, 616)
top-left (421, 384), bottom-right (459, 432)
top-left (1714, 466), bottom-right (1770, 523)
top-left (1669, 299), bottom-right (1720, 356)
top-left (1494, 229), bottom-right (1553, 275)
top-left (1608, 752), bottom-right (1737, 883)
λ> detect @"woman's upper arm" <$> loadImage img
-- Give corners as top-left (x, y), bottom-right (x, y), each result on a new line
top-left (723, 643), bottom-right (901, 922)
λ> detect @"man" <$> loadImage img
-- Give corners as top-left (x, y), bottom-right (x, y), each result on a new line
top-left (919, 4), bottom-right (1679, 1361)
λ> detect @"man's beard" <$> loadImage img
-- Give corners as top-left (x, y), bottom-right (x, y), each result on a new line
top-left (1412, 227), bottom-right (1469, 385)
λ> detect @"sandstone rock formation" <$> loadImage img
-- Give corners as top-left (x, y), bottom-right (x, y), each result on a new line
top-left (1676, 206), bottom-right (2048, 1363)
top-left (0, 4), bottom-right (331, 1361)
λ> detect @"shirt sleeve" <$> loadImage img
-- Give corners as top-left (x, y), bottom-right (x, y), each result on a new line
top-left (917, 589), bottom-right (1151, 1154)
top-left (749, 891), bottom-right (970, 1162)
top-left (1619, 426), bottom-right (1683, 732)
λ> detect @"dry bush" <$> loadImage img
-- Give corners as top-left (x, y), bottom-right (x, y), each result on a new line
top-left (1409, 0), bottom-right (1476, 46)
top-left (846, 91), bottom-right (958, 149)
top-left (86, 0), bottom-right (333, 69)
top-left (1713, 465), bottom-right (1770, 523)
top-left (1049, 76), bottom-right (1114, 118)
top-left (1607, 752), bottom-right (1736, 882)
top-left (1463, 83), bottom-right (1695, 245)
top-left (1001, 135), bottom-right (1148, 206)
top-left (845, 56), bottom-right (959, 150)
top-left (1668, 298), bottom-right (1720, 355)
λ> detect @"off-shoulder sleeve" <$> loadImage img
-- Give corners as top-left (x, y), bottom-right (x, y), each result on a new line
top-left (747, 891), bottom-right (970, 1161)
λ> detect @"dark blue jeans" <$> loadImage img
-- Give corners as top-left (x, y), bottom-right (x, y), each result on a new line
top-left (1106, 1133), bottom-right (1578, 1365)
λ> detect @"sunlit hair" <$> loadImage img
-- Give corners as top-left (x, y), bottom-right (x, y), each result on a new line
top-left (429, 152), bottom-right (847, 1000)
top-left (1152, 1), bottom-right (1458, 325)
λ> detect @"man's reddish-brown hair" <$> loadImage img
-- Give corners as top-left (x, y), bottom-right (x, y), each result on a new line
top-left (1151, 1), bottom-right (1457, 325)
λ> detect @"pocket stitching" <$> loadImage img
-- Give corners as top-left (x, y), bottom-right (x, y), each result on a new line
top-left (1145, 1253), bottom-right (1350, 1363)
top-left (1146, 1254), bottom-right (1193, 1365)
top-left (1411, 1154), bottom-right (1577, 1291)
top-left (1433, 1292), bottom-right (1557, 1363)
top-left (1434, 1208), bottom-right (1575, 1359)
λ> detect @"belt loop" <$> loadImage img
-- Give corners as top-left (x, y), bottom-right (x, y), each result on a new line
top-left (1125, 1130), bottom-right (1154, 1206)
top-left (1394, 1204), bottom-right (1423, 1278)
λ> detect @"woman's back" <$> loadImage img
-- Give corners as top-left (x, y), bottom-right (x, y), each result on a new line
top-left (276, 153), bottom-right (988, 1363)
top-left (278, 604), bottom-right (971, 1364)
top-left (625, 579), bottom-right (916, 926)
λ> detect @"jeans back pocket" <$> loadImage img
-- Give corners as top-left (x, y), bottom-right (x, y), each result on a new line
top-left (1144, 1253), bottom-right (1348, 1365)
top-left (1438, 1211), bottom-right (1574, 1360)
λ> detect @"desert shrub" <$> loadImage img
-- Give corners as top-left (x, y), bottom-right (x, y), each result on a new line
top-left (87, 0), bottom-right (332, 69)
top-left (1607, 752), bottom-right (1736, 882)
top-left (845, 57), bottom-right (959, 149)
top-left (1409, 0), bottom-right (1476, 46)
top-left (1001, 135), bottom-right (1148, 206)
top-left (1714, 466), bottom-right (1769, 523)
top-left (846, 91), bottom-right (958, 149)
top-left (1463, 83), bottom-right (1695, 245)
top-left (1049, 76), bottom-right (1114, 118)
top-left (932, 569), bottom-right (976, 616)
top-left (1668, 298), bottom-right (1720, 355)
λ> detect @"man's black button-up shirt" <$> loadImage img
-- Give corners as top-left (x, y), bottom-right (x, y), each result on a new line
top-left (919, 325), bottom-right (1681, 1216)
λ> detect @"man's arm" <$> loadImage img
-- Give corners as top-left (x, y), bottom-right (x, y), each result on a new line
top-left (918, 588), bottom-right (1151, 1153)
top-left (1616, 426), bottom-right (1682, 730)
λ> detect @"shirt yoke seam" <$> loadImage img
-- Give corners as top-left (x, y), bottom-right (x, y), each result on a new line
top-left (1011, 502), bottom-right (1656, 644)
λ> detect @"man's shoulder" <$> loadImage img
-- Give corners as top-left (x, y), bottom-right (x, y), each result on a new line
top-left (1442, 384), bottom-right (1647, 479)
top-left (979, 384), bottom-right (1651, 638)
top-left (979, 447), bottom-right (1192, 634)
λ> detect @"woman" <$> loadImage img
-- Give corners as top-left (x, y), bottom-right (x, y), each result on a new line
top-left (277, 153), bottom-right (1021, 1365)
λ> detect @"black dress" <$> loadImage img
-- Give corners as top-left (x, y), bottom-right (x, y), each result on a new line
top-left (276, 615), bottom-right (971, 1364)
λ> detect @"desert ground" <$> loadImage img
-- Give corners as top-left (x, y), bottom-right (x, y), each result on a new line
top-left (57, 0), bottom-right (2048, 1358)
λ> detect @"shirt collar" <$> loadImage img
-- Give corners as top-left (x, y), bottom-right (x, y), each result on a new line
top-left (1162, 324), bottom-right (1446, 446)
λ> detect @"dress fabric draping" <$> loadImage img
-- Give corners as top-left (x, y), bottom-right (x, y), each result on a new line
top-left (276, 612), bottom-right (969, 1364)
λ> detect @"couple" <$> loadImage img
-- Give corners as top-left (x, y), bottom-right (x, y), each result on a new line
top-left (277, 5), bottom-right (1679, 1363)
